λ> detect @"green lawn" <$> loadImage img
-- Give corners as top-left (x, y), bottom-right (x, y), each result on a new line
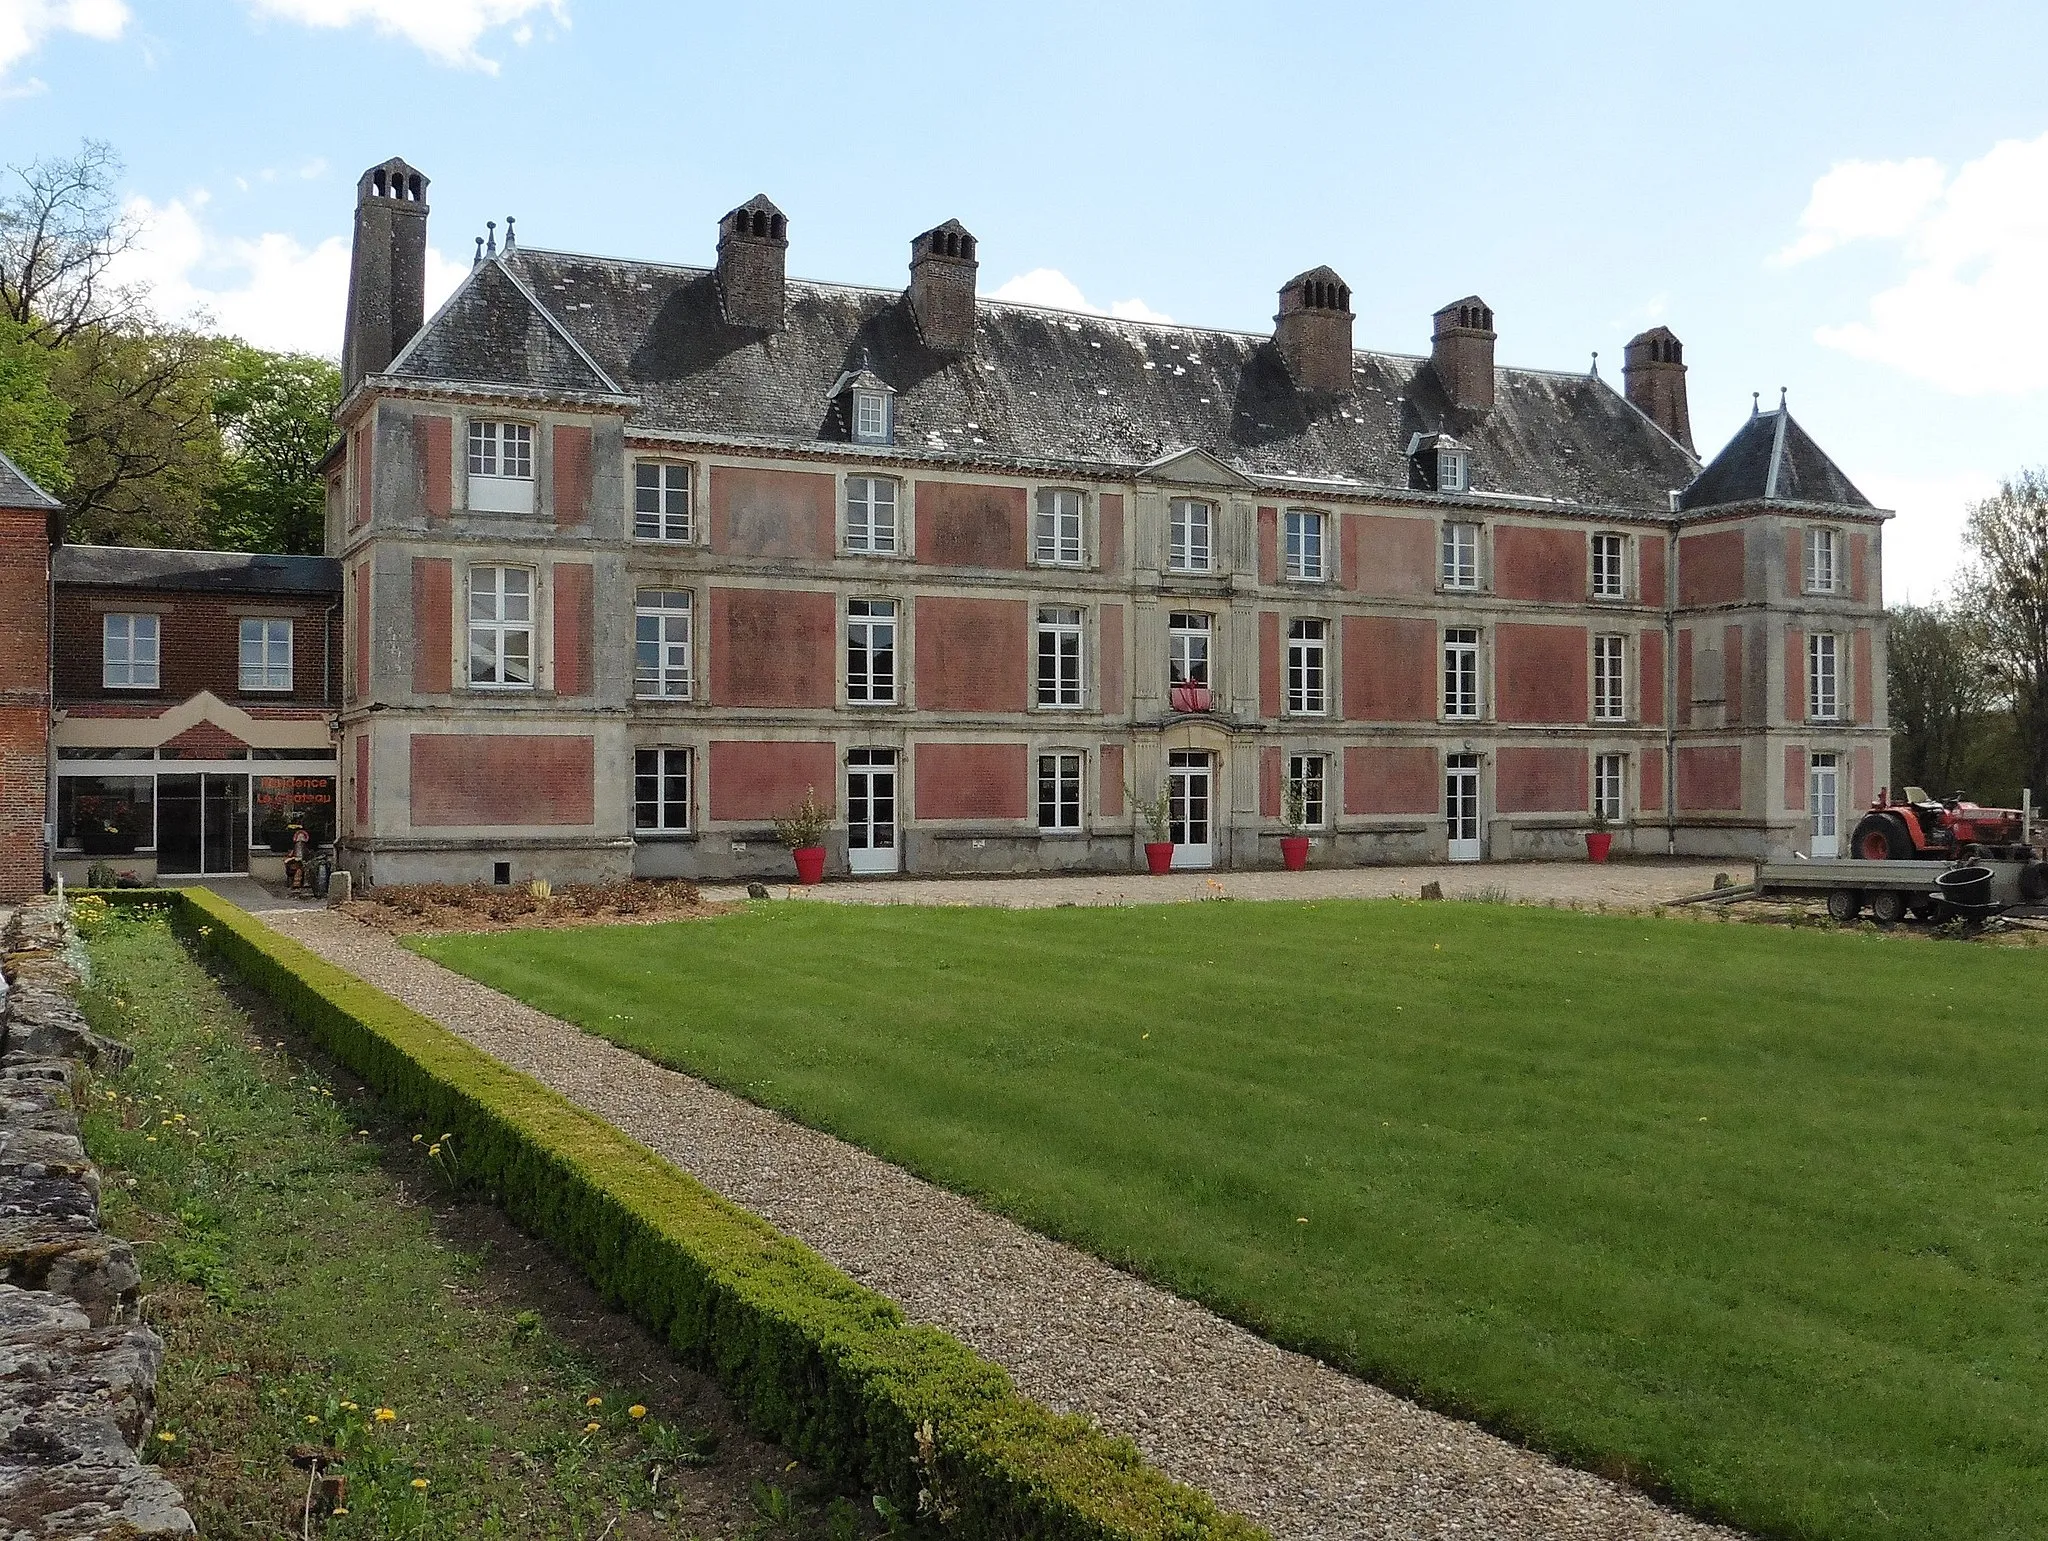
top-left (415, 901), bottom-right (2048, 1541)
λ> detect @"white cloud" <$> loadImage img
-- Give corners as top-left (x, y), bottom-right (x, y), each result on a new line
top-left (1786, 132), bottom-right (2048, 395)
top-left (1772, 156), bottom-right (1945, 266)
top-left (109, 193), bottom-right (466, 356)
top-left (0, 0), bottom-right (129, 87)
top-left (1856, 468), bottom-right (2001, 604)
top-left (244, 0), bottom-right (566, 72)
top-left (990, 267), bottom-right (1171, 324)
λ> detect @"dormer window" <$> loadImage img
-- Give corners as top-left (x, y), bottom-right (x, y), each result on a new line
top-left (1407, 431), bottom-right (1471, 495)
top-left (832, 362), bottom-right (897, 446)
top-left (1437, 448), bottom-right (1469, 493)
top-left (855, 390), bottom-right (891, 445)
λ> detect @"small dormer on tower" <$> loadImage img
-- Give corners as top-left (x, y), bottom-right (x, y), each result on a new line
top-left (1431, 296), bottom-right (1496, 414)
top-left (716, 194), bottom-right (788, 332)
top-left (342, 156), bottom-right (430, 392)
top-left (1406, 431), bottom-right (1472, 493)
top-left (829, 361), bottom-right (896, 446)
top-left (908, 219), bottom-right (979, 354)
top-left (1273, 266), bottom-right (1354, 394)
top-left (1623, 326), bottom-right (1694, 454)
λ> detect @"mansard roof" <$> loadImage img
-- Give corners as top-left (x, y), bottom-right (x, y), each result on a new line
top-left (0, 449), bottom-right (60, 511)
top-left (387, 247), bottom-right (1706, 514)
top-left (1680, 403), bottom-right (1870, 512)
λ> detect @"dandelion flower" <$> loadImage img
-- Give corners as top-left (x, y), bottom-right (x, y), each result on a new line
top-left (411, 1134), bottom-right (422, 1144)
top-left (305, 1414), bottom-right (321, 1424)
top-left (411, 1477), bottom-right (429, 1490)
top-left (374, 1408), bottom-right (397, 1422)
top-left (157, 1431), bottom-right (176, 1443)
top-left (628, 1405), bottom-right (647, 1420)
top-left (583, 1420), bottom-right (601, 1433)
top-left (340, 1401), bottom-right (358, 1411)
top-left (584, 1395), bottom-right (602, 1408)
top-left (427, 1144), bottom-right (441, 1156)
top-left (332, 1508), bottom-right (348, 1516)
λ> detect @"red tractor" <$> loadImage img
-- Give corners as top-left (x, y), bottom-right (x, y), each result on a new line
top-left (1850, 786), bottom-right (2030, 862)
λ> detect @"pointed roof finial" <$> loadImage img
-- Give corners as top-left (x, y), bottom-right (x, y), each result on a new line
top-left (485, 220), bottom-right (497, 257)
top-left (1589, 350), bottom-right (1599, 378)
top-left (473, 235), bottom-right (484, 266)
top-left (1778, 385), bottom-right (1788, 412)
top-left (504, 215), bottom-right (516, 251)
top-left (1751, 391), bottom-right (1760, 418)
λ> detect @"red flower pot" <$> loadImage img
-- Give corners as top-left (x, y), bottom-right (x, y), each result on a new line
top-left (1280, 835), bottom-right (1311, 871)
top-left (1585, 831), bottom-right (1613, 864)
top-left (1144, 841), bottom-right (1175, 875)
top-left (791, 845), bottom-right (827, 884)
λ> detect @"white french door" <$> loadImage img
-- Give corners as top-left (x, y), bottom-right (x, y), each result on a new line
top-left (846, 749), bottom-right (900, 875)
top-left (1809, 753), bottom-right (1840, 858)
top-left (1445, 754), bottom-right (1483, 863)
top-left (1168, 751), bottom-right (1213, 870)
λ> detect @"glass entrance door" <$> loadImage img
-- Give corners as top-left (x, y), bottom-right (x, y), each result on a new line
top-left (156, 773), bottom-right (249, 875)
top-left (1809, 753), bottom-right (1840, 858)
top-left (156, 774), bottom-right (202, 875)
top-left (1168, 751), bottom-right (1213, 869)
top-left (846, 750), bottom-right (900, 875)
top-left (1446, 753), bottom-right (1483, 862)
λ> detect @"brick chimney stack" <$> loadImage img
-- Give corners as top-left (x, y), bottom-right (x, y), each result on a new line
top-left (1623, 326), bottom-right (1694, 453)
top-left (908, 219), bottom-right (979, 354)
top-left (716, 195), bottom-right (788, 332)
top-left (1431, 297), bottom-right (1496, 413)
top-left (1274, 267), bottom-right (1354, 394)
top-left (342, 158), bottom-right (430, 394)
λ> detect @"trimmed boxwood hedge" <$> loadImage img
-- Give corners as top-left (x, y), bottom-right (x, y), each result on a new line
top-left (123, 886), bottom-right (1263, 1541)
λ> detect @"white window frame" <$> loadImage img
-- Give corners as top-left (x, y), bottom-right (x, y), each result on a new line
top-left (239, 617), bottom-right (293, 693)
top-left (1036, 606), bottom-right (1085, 709)
top-left (633, 747), bottom-right (692, 833)
top-left (634, 461), bottom-right (693, 542)
top-left (845, 476), bottom-right (900, 555)
top-left (634, 589), bottom-right (694, 700)
top-left (1591, 532), bottom-right (1626, 600)
top-left (1804, 526), bottom-right (1840, 594)
top-left (467, 419), bottom-right (535, 515)
top-left (846, 597), bottom-right (897, 705)
top-left (1037, 750), bottom-right (1084, 832)
top-left (1594, 752), bottom-right (1625, 823)
top-left (1284, 508), bottom-right (1327, 581)
top-left (1034, 489), bottom-right (1085, 567)
top-left (1441, 521), bottom-right (1481, 590)
top-left (1287, 752), bottom-right (1327, 829)
top-left (1443, 627), bottom-right (1481, 720)
top-left (853, 390), bottom-right (891, 445)
top-left (468, 565), bottom-right (535, 689)
top-left (1168, 611), bottom-right (1211, 688)
top-left (1168, 498), bottom-right (1213, 573)
top-left (1287, 617), bottom-right (1328, 715)
top-left (1808, 631), bottom-right (1840, 721)
top-left (1437, 449), bottom-right (1468, 493)
top-left (102, 613), bottom-right (160, 690)
top-left (1593, 633), bottom-right (1627, 722)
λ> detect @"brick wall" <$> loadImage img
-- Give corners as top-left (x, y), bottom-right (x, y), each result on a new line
top-left (419, 414), bottom-right (452, 519)
top-left (1639, 746), bottom-right (1665, 811)
top-left (1099, 743), bottom-right (1124, 817)
top-left (711, 467), bottom-right (834, 558)
top-left (1343, 746), bottom-right (1438, 814)
top-left (707, 740), bottom-right (836, 821)
top-left (1099, 492), bottom-right (1123, 574)
top-left (1341, 615), bottom-right (1435, 722)
top-left (552, 425), bottom-right (592, 529)
top-left (1678, 527), bottom-right (1746, 607)
top-left (915, 480), bottom-right (1027, 568)
top-left (409, 733), bottom-right (594, 826)
top-left (1259, 746), bottom-right (1282, 819)
top-left (913, 596), bottom-right (1029, 711)
top-left (914, 741), bottom-right (1027, 819)
top-left (0, 508), bottom-right (51, 901)
top-left (709, 587), bottom-right (834, 708)
top-left (53, 585), bottom-right (340, 707)
top-left (552, 562), bottom-right (593, 697)
top-left (1494, 525), bottom-right (1586, 603)
top-left (1099, 603), bottom-right (1124, 712)
top-left (1676, 745), bottom-right (1743, 811)
top-left (1639, 629), bottom-right (1665, 726)
top-left (1496, 746), bottom-right (1587, 813)
top-left (411, 558), bottom-right (452, 694)
top-left (1784, 743), bottom-right (1805, 810)
top-left (1495, 623), bottom-right (1587, 723)
top-left (1342, 513), bottom-right (1433, 596)
top-left (1641, 534), bottom-right (1667, 605)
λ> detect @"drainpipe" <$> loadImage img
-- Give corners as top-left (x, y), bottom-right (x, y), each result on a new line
top-left (43, 525), bottom-right (57, 892)
top-left (1664, 501), bottom-right (1679, 856)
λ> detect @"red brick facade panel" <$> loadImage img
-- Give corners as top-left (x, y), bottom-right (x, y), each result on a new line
top-left (1099, 743), bottom-right (1125, 818)
top-left (552, 562), bottom-right (593, 698)
top-left (1099, 493), bottom-right (1123, 575)
top-left (1099, 603), bottom-right (1124, 714)
top-left (1639, 629), bottom-right (1665, 727)
top-left (1784, 525), bottom-right (1803, 598)
top-left (1640, 746), bottom-right (1665, 812)
top-left (409, 733), bottom-right (594, 827)
top-left (353, 733), bottom-right (369, 825)
top-left (52, 586), bottom-right (341, 708)
top-left (1, 506), bottom-right (51, 897)
top-left (162, 721), bottom-right (250, 758)
top-left (1677, 745), bottom-right (1743, 811)
top-left (912, 596), bottom-right (1029, 711)
top-left (1784, 744), bottom-right (1805, 810)
top-left (709, 587), bottom-right (835, 708)
top-left (1853, 745), bottom-right (1875, 809)
top-left (1495, 746), bottom-right (1587, 814)
top-left (0, 707), bottom-right (47, 901)
top-left (711, 467), bottom-right (834, 559)
top-left (1259, 746), bottom-right (1282, 818)
top-left (412, 558), bottom-right (452, 695)
top-left (1783, 626), bottom-right (1805, 723)
top-left (1343, 745), bottom-right (1438, 815)
top-left (1723, 624), bottom-right (1745, 726)
top-left (1495, 623), bottom-right (1588, 724)
top-left (352, 563), bottom-right (370, 704)
top-left (552, 424), bottom-right (592, 529)
top-left (914, 480), bottom-right (1027, 569)
top-left (1341, 615), bottom-right (1435, 723)
top-left (1256, 506), bottom-right (1278, 584)
top-left (1678, 527), bottom-right (1746, 607)
top-left (1494, 525), bottom-right (1587, 603)
top-left (707, 740), bottom-right (836, 822)
top-left (1675, 627), bottom-right (1693, 728)
top-left (914, 741), bottom-right (1028, 820)
top-left (419, 414), bottom-right (452, 519)
top-left (1641, 534), bottom-right (1667, 606)
top-left (1853, 628), bottom-right (1873, 723)
top-left (1259, 610), bottom-right (1281, 718)
top-left (1341, 513), bottom-right (1435, 596)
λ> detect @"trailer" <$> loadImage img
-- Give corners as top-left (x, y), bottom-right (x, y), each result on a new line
top-left (1754, 856), bottom-right (2048, 924)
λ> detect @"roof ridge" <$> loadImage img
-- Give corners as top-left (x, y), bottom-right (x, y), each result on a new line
top-left (1764, 407), bottom-right (1789, 500)
top-left (494, 254), bottom-right (627, 395)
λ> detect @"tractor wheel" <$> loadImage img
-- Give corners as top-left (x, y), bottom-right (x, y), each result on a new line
top-left (1869, 890), bottom-right (1908, 925)
top-left (1826, 889), bottom-right (1862, 922)
top-left (1851, 812), bottom-right (1911, 861)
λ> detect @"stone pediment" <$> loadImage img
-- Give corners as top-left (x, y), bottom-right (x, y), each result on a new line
top-left (56, 692), bottom-right (334, 754)
top-left (1137, 446), bottom-right (1255, 490)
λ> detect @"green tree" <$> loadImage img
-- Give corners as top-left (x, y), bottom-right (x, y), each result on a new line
top-left (205, 342), bottom-right (341, 553)
top-left (1886, 602), bottom-right (1985, 796)
top-left (0, 312), bottom-right (69, 491)
top-left (51, 321), bottom-right (222, 547)
top-left (1962, 470), bottom-right (2048, 800)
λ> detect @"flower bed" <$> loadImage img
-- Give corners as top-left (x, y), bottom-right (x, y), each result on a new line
top-left (344, 879), bottom-right (719, 934)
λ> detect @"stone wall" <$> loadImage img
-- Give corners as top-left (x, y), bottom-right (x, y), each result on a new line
top-left (0, 897), bottom-right (194, 1537)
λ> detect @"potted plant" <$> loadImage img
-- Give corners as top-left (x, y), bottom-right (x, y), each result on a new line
top-left (1585, 803), bottom-right (1614, 864)
top-left (1131, 784), bottom-right (1175, 875)
top-left (774, 786), bottom-right (833, 884)
top-left (1280, 781), bottom-right (1312, 872)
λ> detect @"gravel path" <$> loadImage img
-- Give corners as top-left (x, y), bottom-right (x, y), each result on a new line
top-left (252, 902), bottom-right (1741, 1541)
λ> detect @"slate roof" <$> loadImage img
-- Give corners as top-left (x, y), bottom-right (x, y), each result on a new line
top-left (388, 248), bottom-right (1713, 515)
top-left (0, 449), bottom-right (60, 510)
top-left (1680, 405), bottom-right (1870, 511)
top-left (55, 545), bottom-right (342, 596)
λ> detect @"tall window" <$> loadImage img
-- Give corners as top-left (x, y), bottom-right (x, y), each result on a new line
top-left (1036, 607), bottom-right (1084, 708)
top-left (1287, 753), bottom-right (1327, 829)
top-left (1169, 498), bottom-right (1213, 572)
top-left (468, 420), bottom-right (535, 514)
top-left (1593, 634), bottom-right (1626, 722)
top-left (1287, 618), bottom-right (1327, 714)
top-left (1808, 632), bottom-right (1839, 720)
top-left (102, 613), bottom-right (160, 689)
top-left (1594, 753), bottom-right (1625, 823)
top-left (633, 748), bottom-right (691, 832)
top-left (1035, 489), bottom-right (1084, 566)
top-left (1168, 612), bottom-right (1210, 687)
top-left (634, 462), bottom-right (692, 541)
top-left (1443, 628), bottom-right (1480, 719)
top-left (1591, 532), bottom-right (1625, 599)
top-left (1284, 509), bottom-right (1326, 580)
top-left (239, 618), bottom-right (293, 692)
top-left (634, 589), bottom-right (693, 699)
top-left (1038, 751), bottom-right (1083, 831)
top-left (845, 477), bottom-right (898, 554)
top-left (1441, 522), bottom-right (1480, 589)
top-left (468, 566), bottom-right (534, 688)
top-left (1804, 527), bottom-right (1839, 593)
top-left (846, 598), bottom-right (897, 704)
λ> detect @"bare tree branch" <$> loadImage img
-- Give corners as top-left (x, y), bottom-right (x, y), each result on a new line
top-left (0, 139), bottom-right (143, 347)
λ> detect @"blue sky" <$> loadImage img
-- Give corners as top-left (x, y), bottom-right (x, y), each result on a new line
top-left (7, 0), bottom-right (2048, 600)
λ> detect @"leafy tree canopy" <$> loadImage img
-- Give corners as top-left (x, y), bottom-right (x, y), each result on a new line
top-left (0, 312), bottom-right (70, 493)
